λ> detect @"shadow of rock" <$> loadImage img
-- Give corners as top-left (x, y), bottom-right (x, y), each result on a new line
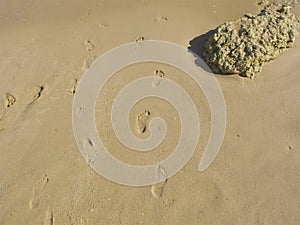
top-left (188, 29), bottom-right (216, 74)
top-left (188, 29), bottom-right (231, 76)
top-left (188, 29), bottom-right (215, 60)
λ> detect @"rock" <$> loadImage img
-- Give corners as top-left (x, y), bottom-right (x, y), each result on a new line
top-left (203, 4), bottom-right (299, 78)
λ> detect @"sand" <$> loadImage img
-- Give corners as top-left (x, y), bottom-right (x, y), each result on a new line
top-left (0, 0), bottom-right (299, 224)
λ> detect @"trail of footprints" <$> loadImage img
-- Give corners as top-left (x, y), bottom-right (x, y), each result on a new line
top-left (0, 72), bottom-right (78, 127)
top-left (2, 22), bottom-right (170, 206)
top-left (135, 70), bottom-right (168, 198)
top-left (134, 70), bottom-right (165, 133)
top-left (0, 84), bottom-right (48, 132)
top-left (4, 14), bottom-right (171, 218)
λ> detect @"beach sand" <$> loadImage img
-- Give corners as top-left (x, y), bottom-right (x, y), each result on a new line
top-left (0, 0), bottom-right (299, 224)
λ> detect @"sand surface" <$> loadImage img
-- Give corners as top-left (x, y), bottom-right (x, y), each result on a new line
top-left (0, 0), bottom-right (299, 224)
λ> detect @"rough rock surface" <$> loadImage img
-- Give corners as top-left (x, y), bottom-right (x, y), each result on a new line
top-left (203, 4), bottom-right (299, 78)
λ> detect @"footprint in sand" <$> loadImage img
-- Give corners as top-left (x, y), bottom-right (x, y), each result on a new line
top-left (152, 70), bottom-right (165, 87)
top-left (151, 180), bottom-right (167, 199)
top-left (67, 79), bottom-right (78, 95)
top-left (135, 36), bottom-right (145, 44)
top-left (136, 110), bottom-right (150, 134)
top-left (43, 209), bottom-right (54, 225)
top-left (0, 93), bottom-right (16, 121)
top-left (153, 69), bottom-right (165, 77)
top-left (29, 175), bottom-right (49, 209)
top-left (82, 56), bottom-right (96, 71)
top-left (98, 23), bottom-right (108, 29)
top-left (83, 138), bottom-right (97, 165)
top-left (83, 40), bottom-right (95, 52)
top-left (4, 94), bottom-right (16, 108)
top-left (154, 16), bottom-right (168, 23)
top-left (76, 106), bottom-right (87, 116)
top-left (151, 165), bottom-right (168, 198)
top-left (80, 10), bottom-right (91, 23)
top-left (31, 85), bottom-right (45, 102)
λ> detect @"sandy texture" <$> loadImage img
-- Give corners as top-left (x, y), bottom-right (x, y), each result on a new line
top-left (0, 0), bottom-right (299, 224)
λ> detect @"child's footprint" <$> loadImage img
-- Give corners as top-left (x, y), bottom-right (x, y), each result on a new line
top-left (83, 40), bottom-right (95, 52)
top-left (67, 79), bottom-right (78, 95)
top-left (4, 94), bottom-right (16, 108)
top-left (135, 36), bottom-right (145, 44)
top-left (0, 93), bottom-right (16, 121)
top-left (82, 56), bottom-right (96, 71)
top-left (31, 85), bottom-right (45, 102)
top-left (136, 110), bottom-right (150, 134)
top-left (154, 16), bottom-right (168, 23)
top-left (152, 70), bottom-right (165, 87)
top-left (153, 69), bottom-right (165, 77)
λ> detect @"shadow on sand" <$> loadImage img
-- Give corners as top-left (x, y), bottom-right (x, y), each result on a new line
top-left (187, 29), bottom-right (230, 76)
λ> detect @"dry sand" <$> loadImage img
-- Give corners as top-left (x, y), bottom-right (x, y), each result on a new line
top-left (0, 0), bottom-right (299, 224)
